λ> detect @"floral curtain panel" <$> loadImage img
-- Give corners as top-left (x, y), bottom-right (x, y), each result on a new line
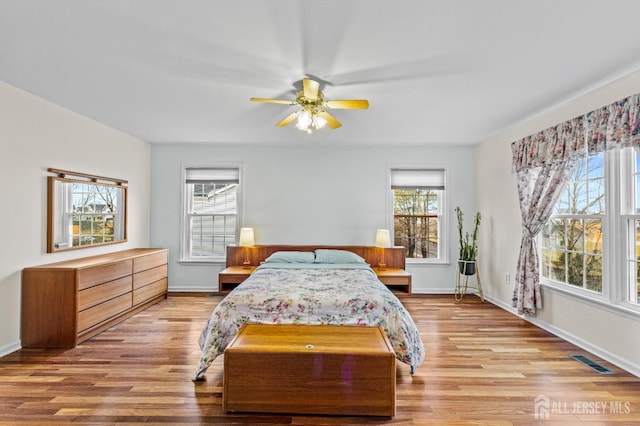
top-left (510, 92), bottom-right (640, 316)
top-left (513, 163), bottom-right (576, 315)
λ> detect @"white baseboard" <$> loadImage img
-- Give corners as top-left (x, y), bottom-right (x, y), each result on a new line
top-left (484, 294), bottom-right (640, 378)
top-left (411, 288), bottom-right (456, 294)
top-left (0, 340), bottom-right (21, 358)
top-left (167, 286), bottom-right (218, 293)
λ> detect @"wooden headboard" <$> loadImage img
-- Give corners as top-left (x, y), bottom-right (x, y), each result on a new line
top-left (226, 245), bottom-right (406, 270)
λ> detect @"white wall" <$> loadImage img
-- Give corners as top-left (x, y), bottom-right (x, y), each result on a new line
top-left (475, 72), bottom-right (640, 376)
top-left (0, 82), bottom-right (151, 356)
top-left (150, 143), bottom-right (474, 293)
top-left (6, 68), bottom-right (638, 377)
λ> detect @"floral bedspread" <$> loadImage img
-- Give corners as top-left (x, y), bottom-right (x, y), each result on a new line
top-left (193, 265), bottom-right (425, 380)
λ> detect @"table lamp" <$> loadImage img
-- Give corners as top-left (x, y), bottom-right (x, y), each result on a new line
top-left (239, 227), bottom-right (255, 268)
top-left (375, 229), bottom-right (391, 270)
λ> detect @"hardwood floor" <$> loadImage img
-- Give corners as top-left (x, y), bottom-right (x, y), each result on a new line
top-left (1, 294), bottom-right (639, 425)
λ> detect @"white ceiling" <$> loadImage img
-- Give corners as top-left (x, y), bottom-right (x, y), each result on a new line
top-left (3, 0), bottom-right (640, 146)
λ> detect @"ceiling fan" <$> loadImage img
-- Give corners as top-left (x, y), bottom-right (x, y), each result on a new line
top-left (250, 78), bottom-right (369, 132)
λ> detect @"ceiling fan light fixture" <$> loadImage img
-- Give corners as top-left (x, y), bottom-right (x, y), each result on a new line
top-left (296, 109), bottom-right (328, 133)
top-left (296, 110), bottom-right (312, 131)
top-left (314, 114), bottom-right (327, 129)
top-left (250, 77), bottom-right (367, 132)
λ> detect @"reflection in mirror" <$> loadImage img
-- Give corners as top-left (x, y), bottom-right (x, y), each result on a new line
top-left (47, 172), bottom-right (127, 252)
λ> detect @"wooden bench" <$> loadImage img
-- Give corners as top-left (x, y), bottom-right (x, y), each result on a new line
top-left (223, 324), bottom-right (396, 417)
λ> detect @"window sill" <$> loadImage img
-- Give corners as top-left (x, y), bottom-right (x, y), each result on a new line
top-left (406, 258), bottom-right (450, 266)
top-left (541, 279), bottom-right (640, 321)
top-left (178, 259), bottom-right (226, 266)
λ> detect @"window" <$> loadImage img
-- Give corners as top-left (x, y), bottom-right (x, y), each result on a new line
top-left (541, 147), bottom-right (640, 311)
top-left (49, 177), bottom-right (126, 251)
top-left (541, 152), bottom-right (604, 293)
top-left (624, 147), bottom-right (640, 305)
top-left (390, 168), bottom-right (447, 261)
top-left (181, 167), bottom-right (240, 261)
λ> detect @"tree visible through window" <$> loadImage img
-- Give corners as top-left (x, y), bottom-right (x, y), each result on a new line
top-left (394, 189), bottom-right (439, 258)
top-left (541, 153), bottom-right (604, 293)
top-left (70, 182), bottom-right (121, 246)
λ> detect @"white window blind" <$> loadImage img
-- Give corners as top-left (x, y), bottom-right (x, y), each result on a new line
top-left (185, 168), bottom-right (240, 185)
top-left (390, 169), bottom-right (445, 190)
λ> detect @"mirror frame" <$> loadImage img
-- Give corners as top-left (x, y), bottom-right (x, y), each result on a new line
top-left (47, 169), bottom-right (128, 253)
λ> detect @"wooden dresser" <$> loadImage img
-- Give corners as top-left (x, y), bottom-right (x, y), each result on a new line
top-left (22, 248), bottom-right (168, 348)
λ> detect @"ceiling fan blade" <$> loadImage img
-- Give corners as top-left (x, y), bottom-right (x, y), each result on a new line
top-left (250, 97), bottom-right (296, 105)
top-left (324, 99), bottom-right (369, 109)
top-left (326, 56), bottom-right (462, 86)
top-left (317, 111), bottom-right (342, 129)
top-left (276, 110), bottom-right (303, 127)
top-left (303, 78), bottom-right (320, 100)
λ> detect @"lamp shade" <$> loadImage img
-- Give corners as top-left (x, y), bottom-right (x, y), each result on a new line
top-left (375, 229), bottom-right (391, 248)
top-left (239, 228), bottom-right (255, 247)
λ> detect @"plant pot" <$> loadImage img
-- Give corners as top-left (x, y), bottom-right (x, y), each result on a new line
top-left (458, 260), bottom-right (476, 276)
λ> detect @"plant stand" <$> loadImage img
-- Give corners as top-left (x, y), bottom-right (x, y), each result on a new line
top-left (454, 260), bottom-right (484, 302)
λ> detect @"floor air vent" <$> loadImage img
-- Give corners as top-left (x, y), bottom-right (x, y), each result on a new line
top-left (570, 354), bottom-right (614, 374)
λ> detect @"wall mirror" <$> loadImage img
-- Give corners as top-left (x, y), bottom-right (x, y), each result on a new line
top-left (47, 168), bottom-right (128, 252)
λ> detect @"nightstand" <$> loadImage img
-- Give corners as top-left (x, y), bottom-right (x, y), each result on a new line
top-left (218, 266), bottom-right (256, 293)
top-left (374, 268), bottom-right (412, 295)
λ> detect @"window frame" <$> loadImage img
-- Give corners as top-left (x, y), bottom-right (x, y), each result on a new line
top-left (620, 147), bottom-right (640, 309)
top-left (540, 151), bottom-right (606, 296)
top-left (539, 148), bottom-right (640, 316)
top-left (179, 164), bottom-right (244, 264)
top-left (387, 166), bottom-right (449, 265)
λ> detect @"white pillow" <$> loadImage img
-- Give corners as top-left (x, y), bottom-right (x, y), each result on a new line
top-left (314, 249), bottom-right (365, 264)
top-left (264, 251), bottom-right (315, 264)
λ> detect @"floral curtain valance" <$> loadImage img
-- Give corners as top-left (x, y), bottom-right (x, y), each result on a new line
top-left (512, 92), bottom-right (640, 172)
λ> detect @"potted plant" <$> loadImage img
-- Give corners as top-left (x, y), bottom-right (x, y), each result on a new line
top-left (455, 206), bottom-right (481, 275)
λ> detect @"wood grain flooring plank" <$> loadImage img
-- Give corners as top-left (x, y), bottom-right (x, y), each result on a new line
top-left (0, 294), bottom-right (639, 424)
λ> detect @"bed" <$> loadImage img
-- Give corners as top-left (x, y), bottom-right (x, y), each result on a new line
top-left (192, 245), bottom-right (425, 380)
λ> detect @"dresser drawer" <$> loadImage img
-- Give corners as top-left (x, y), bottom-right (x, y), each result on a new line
top-left (78, 292), bottom-right (132, 332)
top-left (78, 276), bottom-right (132, 311)
top-left (133, 264), bottom-right (168, 290)
top-left (77, 260), bottom-right (132, 290)
top-left (133, 251), bottom-right (167, 273)
top-left (133, 278), bottom-right (167, 306)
